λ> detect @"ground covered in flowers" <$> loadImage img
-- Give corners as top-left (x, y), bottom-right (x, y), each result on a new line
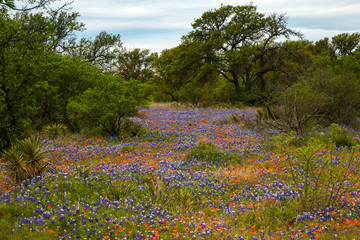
top-left (1, 105), bottom-right (360, 239)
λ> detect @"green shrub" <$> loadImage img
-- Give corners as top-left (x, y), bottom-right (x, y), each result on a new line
top-left (269, 80), bottom-right (331, 135)
top-left (186, 141), bottom-right (242, 167)
top-left (67, 77), bottom-right (146, 136)
top-left (286, 143), bottom-right (360, 213)
top-left (118, 119), bottom-right (146, 138)
top-left (327, 124), bottom-right (357, 148)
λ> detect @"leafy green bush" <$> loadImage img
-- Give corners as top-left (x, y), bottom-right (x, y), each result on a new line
top-left (269, 80), bottom-right (331, 135)
top-left (68, 77), bottom-right (146, 136)
top-left (118, 119), bottom-right (146, 138)
top-left (310, 61), bottom-right (360, 125)
top-left (177, 81), bottom-right (215, 107)
top-left (266, 58), bottom-right (360, 133)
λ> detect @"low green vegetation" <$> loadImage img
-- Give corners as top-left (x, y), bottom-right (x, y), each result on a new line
top-left (186, 141), bottom-right (244, 167)
top-left (44, 124), bottom-right (68, 140)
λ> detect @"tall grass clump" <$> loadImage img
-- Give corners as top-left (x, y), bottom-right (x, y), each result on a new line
top-left (326, 123), bottom-right (358, 148)
top-left (44, 123), bottom-right (68, 139)
top-left (1, 137), bottom-right (51, 184)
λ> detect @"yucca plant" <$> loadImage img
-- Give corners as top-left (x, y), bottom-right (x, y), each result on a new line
top-left (18, 137), bottom-right (50, 175)
top-left (173, 187), bottom-right (199, 211)
top-left (2, 145), bottom-right (29, 184)
top-left (1, 137), bottom-right (51, 184)
top-left (44, 123), bottom-right (68, 139)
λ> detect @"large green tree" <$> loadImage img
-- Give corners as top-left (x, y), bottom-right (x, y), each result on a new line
top-left (331, 32), bottom-right (360, 57)
top-left (184, 4), bottom-right (302, 95)
top-left (64, 31), bottom-right (122, 72)
top-left (117, 48), bottom-right (156, 83)
top-left (152, 42), bottom-right (217, 103)
top-left (0, 0), bottom-right (85, 148)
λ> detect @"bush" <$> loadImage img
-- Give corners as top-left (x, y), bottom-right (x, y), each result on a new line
top-left (2, 137), bottom-right (51, 184)
top-left (118, 119), bottom-right (146, 138)
top-left (186, 141), bottom-right (242, 167)
top-left (286, 143), bottom-right (360, 213)
top-left (310, 63), bottom-right (360, 125)
top-left (177, 81), bottom-right (215, 107)
top-left (266, 80), bottom-right (331, 135)
top-left (44, 123), bottom-right (68, 139)
top-left (326, 124), bottom-right (358, 148)
top-left (68, 77), bottom-right (146, 136)
top-left (266, 60), bottom-right (360, 133)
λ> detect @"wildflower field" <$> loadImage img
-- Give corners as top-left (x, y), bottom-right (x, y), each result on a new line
top-left (1, 105), bottom-right (360, 240)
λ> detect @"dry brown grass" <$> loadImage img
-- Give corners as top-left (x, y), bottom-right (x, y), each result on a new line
top-left (148, 102), bottom-right (200, 110)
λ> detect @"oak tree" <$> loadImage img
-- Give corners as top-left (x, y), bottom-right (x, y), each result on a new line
top-left (184, 4), bottom-right (302, 95)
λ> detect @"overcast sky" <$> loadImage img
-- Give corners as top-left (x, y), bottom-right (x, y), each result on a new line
top-left (70, 0), bottom-right (360, 52)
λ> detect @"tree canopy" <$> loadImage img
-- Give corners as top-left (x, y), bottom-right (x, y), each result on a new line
top-left (184, 4), bottom-right (303, 95)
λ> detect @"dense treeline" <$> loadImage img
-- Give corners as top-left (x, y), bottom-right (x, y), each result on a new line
top-left (0, 0), bottom-right (147, 149)
top-left (1, 0), bottom-right (360, 149)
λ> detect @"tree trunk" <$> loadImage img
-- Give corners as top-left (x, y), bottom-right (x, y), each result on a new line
top-left (244, 69), bottom-right (253, 92)
top-left (230, 73), bottom-right (242, 98)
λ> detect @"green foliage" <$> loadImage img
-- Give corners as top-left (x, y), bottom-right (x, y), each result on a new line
top-left (44, 123), bottom-right (68, 140)
top-left (310, 59), bottom-right (360, 125)
top-left (266, 80), bottom-right (331, 135)
top-left (331, 132), bottom-right (357, 149)
top-left (323, 124), bottom-right (358, 149)
top-left (185, 3), bottom-right (302, 95)
top-left (177, 81), bottom-right (215, 107)
top-left (117, 48), bottom-right (156, 83)
top-left (67, 77), bottom-right (146, 136)
top-left (118, 119), bottom-right (146, 138)
top-left (64, 31), bottom-right (122, 72)
top-left (0, 1), bottom-right (86, 149)
top-left (313, 37), bottom-right (336, 57)
top-left (142, 178), bottom-right (200, 212)
top-left (152, 43), bottom-right (218, 104)
top-left (1, 144), bottom-right (28, 184)
top-left (213, 77), bottom-right (239, 103)
top-left (186, 141), bottom-right (242, 167)
top-left (31, 53), bottom-right (104, 129)
top-left (143, 178), bottom-right (173, 206)
top-left (172, 187), bottom-right (199, 211)
top-left (0, 0), bottom-right (15, 10)
top-left (286, 143), bottom-right (360, 213)
top-left (1, 137), bottom-right (50, 184)
top-left (266, 54), bottom-right (360, 133)
top-left (106, 183), bottom-right (137, 200)
top-left (331, 32), bottom-right (360, 57)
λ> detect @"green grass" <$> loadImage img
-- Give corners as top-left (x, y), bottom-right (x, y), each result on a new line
top-left (185, 141), bottom-right (244, 168)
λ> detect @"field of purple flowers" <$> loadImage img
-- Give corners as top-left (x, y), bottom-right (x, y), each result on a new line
top-left (1, 105), bottom-right (360, 240)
